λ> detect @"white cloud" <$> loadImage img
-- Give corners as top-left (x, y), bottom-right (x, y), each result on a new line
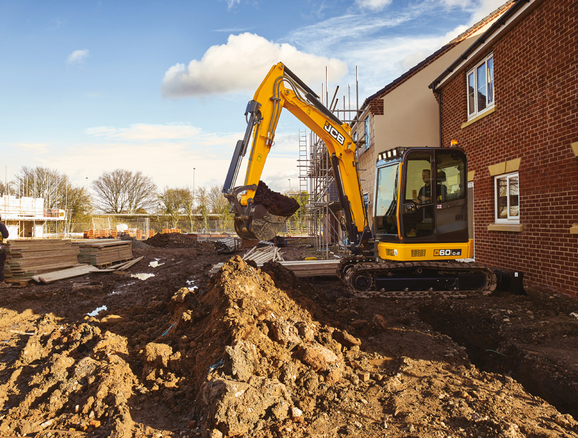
top-left (15, 142), bottom-right (51, 154)
top-left (355, 0), bottom-right (393, 12)
top-left (468, 0), bottom-right (511, 25)
top-left (161, 33), bottom-right (348, 98)
top-left (49, 131), bottom-right (299, 194)
top-left (67, 49), bottom-right (89, 65)
top-left (225, 0), bottom-right (241, 8)
top-left (284, 0), bottom-right (509, 97)
top-left (84, 123), bottom-right (200, 141)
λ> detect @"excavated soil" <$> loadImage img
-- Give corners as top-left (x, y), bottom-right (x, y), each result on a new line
top-left (1, 234), bottom-right (578, 437)
top-left (253, 181), bottom-right (300, 217)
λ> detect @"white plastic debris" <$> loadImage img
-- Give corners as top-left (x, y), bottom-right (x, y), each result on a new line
top-left (87, 305), bottom-right (108, 317)
top-left (131, 273), bottom-right (155, 281)
top-left (149, 259), bottom-right (164, 268)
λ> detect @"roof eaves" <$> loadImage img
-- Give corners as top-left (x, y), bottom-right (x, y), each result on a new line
top-left (358, 0), bottom-right (516, 116)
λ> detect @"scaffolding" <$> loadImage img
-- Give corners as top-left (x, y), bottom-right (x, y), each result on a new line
top-left (297, 68), bottom-right (360, 258)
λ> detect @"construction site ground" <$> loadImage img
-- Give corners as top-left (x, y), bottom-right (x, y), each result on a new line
top-left (1, 233), bottom-right (578, 438)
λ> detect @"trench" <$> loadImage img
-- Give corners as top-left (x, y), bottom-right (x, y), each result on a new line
top-left (418, 301), bottom-right (578, 420)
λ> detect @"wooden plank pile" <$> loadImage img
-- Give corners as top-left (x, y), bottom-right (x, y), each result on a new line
top-left (4, 239), bottom-right (81, 283)
top-left (31, 256), bottom-right (144, 284)
top-left (277, 259), bottom-right (340, 277)
top-left (210, 257), bottom-right (340, 277)
top-left (74, 240), bottom-right (133, 267)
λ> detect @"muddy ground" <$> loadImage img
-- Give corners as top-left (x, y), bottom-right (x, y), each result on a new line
top-left (1, 234), bottom-right (578, 438)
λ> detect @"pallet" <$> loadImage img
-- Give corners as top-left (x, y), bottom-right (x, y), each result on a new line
top-left (95, 258), bottom-right (132, 269)
top-left (5, 278), bottom-right (31, 288)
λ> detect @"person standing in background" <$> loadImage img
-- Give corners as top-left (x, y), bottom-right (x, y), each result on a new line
top-left (0, 216), bottom-right (10, 288)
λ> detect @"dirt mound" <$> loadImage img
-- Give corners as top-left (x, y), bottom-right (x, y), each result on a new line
top-left (254, 181), bottom-right (299, 217)
top-left (0, 314), bottom-right (139, 437)
top-left (145, 233), bottom-right (201, 248)
top-left (140, 257), bottom-right (578, 437)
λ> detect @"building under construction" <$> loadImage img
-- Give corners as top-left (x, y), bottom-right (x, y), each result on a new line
top-left (0, 195), bottom-right (66, 238)
top-left (296, 76), bottom-right (361, 259)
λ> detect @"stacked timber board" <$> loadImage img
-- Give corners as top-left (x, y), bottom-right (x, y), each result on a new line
top-left (74, 239), bottom-right (133, 267)
top-left (4, 239), bottom-right (81, 281)
top-left (210, 259), bottom-right (340, 277)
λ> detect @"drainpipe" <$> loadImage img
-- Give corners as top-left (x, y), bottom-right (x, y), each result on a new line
top-left (435, 88), bottom-right (443, 148)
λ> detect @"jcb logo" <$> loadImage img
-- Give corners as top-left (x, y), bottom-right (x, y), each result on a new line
top-left (434, 249), bottom-right (462, 257)
top-left (324, 121), bottom-right (345, 145)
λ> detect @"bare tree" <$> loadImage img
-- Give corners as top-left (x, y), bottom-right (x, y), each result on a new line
top-left (208, 186), bottom-right (230, 215)
top-left (158, 187), bottom-right (190, 229)
top-left (0, 181), bottom-right (16, 197)
top-left (66, 186), bottom-right (93, 227)
top-left (13, 166), bottom-right (92, 232)
top-left (181, 188), bottom-right (195, 232)
top-left (195, 186), bottom-right (209, 231)
top-left (15, 166), bottom-right (91, 213)
top-left (208, 185), bottom-right (232, 230)
top-left (16, 167), bottom-right (63, 208)
top-left (92, 169), bottom-right (157, 214)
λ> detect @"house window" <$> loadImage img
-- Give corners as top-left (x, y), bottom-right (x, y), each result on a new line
top-left (364, 117), bottom-right (370, 150)
top-left (495, 172), bottom-right (519, 224)
top-left (467, 53), bottom-right (494, 119)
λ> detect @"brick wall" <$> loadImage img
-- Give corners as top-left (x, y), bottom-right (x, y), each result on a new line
top-left (440, 0), bottom-right (578, 297)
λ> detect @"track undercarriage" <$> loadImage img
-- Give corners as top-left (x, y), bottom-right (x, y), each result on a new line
top-left (338, 257), bottom-right (497, 298)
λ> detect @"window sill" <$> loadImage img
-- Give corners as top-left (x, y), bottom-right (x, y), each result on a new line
top-left (487, 223), bottom-right (523, 232)
top-left (461, 106), bottom-right (496, 129)
top-left (570, 224), bottom-right (578, 235)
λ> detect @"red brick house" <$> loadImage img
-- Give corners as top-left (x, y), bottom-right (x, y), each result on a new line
top-left (430, 0), bottom-right (578, 297)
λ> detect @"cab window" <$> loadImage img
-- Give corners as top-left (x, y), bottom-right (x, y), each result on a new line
top-left (374, 163), bottom-right (399, 235)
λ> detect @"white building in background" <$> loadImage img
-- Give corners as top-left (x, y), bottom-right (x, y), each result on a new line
top-left (0, 196), bottom-right (66, 239)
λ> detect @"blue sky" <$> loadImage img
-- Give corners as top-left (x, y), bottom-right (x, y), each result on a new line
top-left (0, 0), bottom-right (505, 194)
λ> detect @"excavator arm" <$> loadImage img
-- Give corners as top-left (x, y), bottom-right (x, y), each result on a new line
top-left (223, 62), bottom-right (371, 252)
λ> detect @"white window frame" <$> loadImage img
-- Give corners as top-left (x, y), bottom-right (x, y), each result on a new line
top-left (466, 53), bottom-right (494, 120)
top-left (364, 116), bottom-right (370, 150)
top-left (494, 171), bottom-right (519, 224)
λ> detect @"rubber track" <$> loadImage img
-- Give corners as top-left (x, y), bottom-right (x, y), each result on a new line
top-left (340, 258), bottom-right (497, 298)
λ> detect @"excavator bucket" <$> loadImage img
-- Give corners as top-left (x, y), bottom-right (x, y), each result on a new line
top-left (234, 203), bottom-right (292, 241)
top-left (229, 181), bottom-right (300, 241)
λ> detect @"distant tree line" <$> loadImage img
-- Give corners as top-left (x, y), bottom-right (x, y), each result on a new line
top-left (1, 166), bottom-right (309, 234)
top-left (0, 166), bottom-right (233, 229)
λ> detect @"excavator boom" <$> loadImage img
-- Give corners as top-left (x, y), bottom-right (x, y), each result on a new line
top-left (223, 62), bottom-right (370, 251)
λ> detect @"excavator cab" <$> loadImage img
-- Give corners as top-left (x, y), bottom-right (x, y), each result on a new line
top-left (373, 147), bottom-right (472, 261)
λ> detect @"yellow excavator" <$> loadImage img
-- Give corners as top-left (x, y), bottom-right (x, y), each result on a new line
top-left (223, 62), bottom-right (495, 293)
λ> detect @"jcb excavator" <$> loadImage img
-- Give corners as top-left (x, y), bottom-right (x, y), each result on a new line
top-left (223, 62), bottom-right (495, 293)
